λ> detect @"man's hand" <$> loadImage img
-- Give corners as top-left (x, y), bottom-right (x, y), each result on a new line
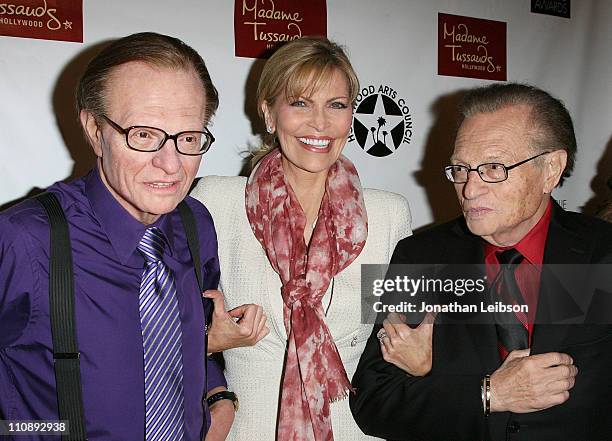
top-left (490, 349), bottom-right (578, 413)
top-left (378, 312), bottom-right (436, 376)
top-left (204, 290), bottom-right (269, 353)
top-left (204, 386), bottom-right (235, 441)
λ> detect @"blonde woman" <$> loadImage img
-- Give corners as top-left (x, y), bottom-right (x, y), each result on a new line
top-left (192, 37), bottom-right (411, 440)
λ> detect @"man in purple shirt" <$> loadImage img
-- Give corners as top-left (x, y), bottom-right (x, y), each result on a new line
top-left (0, 33), bottom-right (267, 441)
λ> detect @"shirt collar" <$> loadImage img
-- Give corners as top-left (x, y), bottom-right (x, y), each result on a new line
top-left (484, 199), bottom-right (553, 265)
top-left (84, 167), bottom-right (176, 265)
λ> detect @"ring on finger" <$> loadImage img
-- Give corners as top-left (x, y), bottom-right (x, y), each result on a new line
top-left (377, 329), bottom-right (388, 342)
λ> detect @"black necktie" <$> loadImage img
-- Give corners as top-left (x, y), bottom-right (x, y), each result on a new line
top-left (492, 248), bottom-right (529, 352)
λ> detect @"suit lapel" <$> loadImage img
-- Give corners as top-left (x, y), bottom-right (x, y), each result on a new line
top-left (531, 203), bottom-right (592, 354)
top-left (446, 219), bottom-right (501, 373)
top-left (540, 202), bottom-right (590, 265)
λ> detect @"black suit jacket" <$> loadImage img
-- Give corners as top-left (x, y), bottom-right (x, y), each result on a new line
top-left (350, 203), bottom-right (612, 441)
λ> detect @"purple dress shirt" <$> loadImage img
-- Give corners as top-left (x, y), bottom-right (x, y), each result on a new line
top-left (0, 169), bottom-right (225, 441)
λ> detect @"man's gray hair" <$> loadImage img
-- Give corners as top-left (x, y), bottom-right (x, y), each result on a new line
top-left (460, 83), bottom-right (576, 185)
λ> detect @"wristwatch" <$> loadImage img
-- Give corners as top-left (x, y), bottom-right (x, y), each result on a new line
top-left (207, 390), bottom-right (239, 411)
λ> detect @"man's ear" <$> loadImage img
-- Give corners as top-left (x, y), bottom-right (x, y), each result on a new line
top-left (261, 101), bottom-right (275, 134)
top-left (80, 110), bottom-right (103, 157)
top-left (543, 149), bottom-right (567, 193)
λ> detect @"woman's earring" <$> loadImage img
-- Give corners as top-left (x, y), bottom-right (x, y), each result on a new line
top-left (266, 125), bottom-right (273, 134)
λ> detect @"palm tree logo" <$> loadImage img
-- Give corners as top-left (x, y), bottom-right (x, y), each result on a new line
top-left (369, 116), bottom-right (390, 151)
top-left (375, 117), bottom-right (387, 144)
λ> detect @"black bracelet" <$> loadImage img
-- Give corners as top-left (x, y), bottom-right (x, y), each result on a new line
top-left (207, 391), bottom-right (239, 411)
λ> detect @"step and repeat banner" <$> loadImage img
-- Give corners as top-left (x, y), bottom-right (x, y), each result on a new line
top-left (1, 0), bottom-right (610, 228)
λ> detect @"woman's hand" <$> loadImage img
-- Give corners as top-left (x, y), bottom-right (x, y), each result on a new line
top-left (204, 290), bottom-right (269, 353)
top-left (377, 312), bottom-right (436, 376)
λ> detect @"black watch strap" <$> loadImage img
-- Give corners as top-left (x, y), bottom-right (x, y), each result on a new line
top-left (207, 391), bottom-right (238, 411)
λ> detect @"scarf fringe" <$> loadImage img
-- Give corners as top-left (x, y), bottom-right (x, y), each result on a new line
top-left (329, 388), bottom-right (351, 403)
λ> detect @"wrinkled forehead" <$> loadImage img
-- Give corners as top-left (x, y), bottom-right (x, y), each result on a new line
top-left (104, 61), bottom-right (206, 111)
top-left (452, 107), bottom-right (535, 163)
top-left (105, 61), bottom-right (205, 97)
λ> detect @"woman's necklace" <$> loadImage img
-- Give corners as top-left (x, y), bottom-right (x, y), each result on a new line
top-left (305, 215), bottom-right (334, 316)
top-left (324, 278), bottom-right (335, 317)
top-left (311, 215), bottom-right (319, 231)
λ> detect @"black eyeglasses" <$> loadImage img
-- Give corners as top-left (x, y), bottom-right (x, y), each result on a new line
top-left (444, 151), bottom-right (553, 183)
top-left (101, 115), bottom-right (215, 156)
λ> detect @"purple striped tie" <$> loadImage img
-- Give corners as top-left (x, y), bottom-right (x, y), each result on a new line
top-left (138, 227), bottom-right (185, 441)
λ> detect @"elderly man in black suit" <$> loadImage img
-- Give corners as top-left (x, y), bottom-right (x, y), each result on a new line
top-left (351, 83), bottom-right (612, 441)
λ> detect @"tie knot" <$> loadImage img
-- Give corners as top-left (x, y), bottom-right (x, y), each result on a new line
top-left (138, 227), bottom-right (166, 263)
top-left (496, 248), bottom-right (524, 266)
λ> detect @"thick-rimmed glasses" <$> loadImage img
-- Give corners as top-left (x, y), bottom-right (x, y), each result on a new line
top-left (101, 115), bottom-right (215, 156)
top-left (444, 151), bottom-right (552, 183)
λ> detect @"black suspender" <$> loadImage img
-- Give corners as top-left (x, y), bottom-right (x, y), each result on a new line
top-left (178, 201), bottom-right (203, 290)
top-left (35, 192), bottom-right (87, 441)
top-left (35, 193), bottom-right (206, 440)
top-left (178, 200), bottom-right (213, 441)
top-left (178, 200), bottom-right (210, 385)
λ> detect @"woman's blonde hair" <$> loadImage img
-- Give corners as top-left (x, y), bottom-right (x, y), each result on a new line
top-left (251, 36), bottom-right (359, 167)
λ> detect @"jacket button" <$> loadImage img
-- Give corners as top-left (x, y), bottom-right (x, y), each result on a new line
top-left (507, 422), bottom-right (520, 433)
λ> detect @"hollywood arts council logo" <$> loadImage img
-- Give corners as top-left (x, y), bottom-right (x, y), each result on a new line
top-left (349, 84), bottom-right (413, 157)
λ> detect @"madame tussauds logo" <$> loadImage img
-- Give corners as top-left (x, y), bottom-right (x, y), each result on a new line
top-left (234, 0), bottom-right (326, 58)
top-left (349, 84), bottom-right (413, 157)
top-left (0, 0), bottom-right (61, 31)
top-left (241, 0), bottom-right (303, 48)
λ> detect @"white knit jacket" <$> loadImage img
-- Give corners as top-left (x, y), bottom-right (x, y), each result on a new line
top-left (191, 175), bottom-right (412, 441)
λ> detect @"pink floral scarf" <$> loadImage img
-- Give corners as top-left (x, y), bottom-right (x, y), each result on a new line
top-left (245, 149), bottom-right (368, 441)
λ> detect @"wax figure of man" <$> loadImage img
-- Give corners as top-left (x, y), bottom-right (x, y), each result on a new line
top-left (351, 83), bottom-right (612, 441)
top-left (0, 32), bottom-right (268, 441)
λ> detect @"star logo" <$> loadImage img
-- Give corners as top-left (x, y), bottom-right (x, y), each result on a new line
top-left (63, 20), bottom-right (72, 30)
top-left (350, 86), bottom-right (412, 157)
